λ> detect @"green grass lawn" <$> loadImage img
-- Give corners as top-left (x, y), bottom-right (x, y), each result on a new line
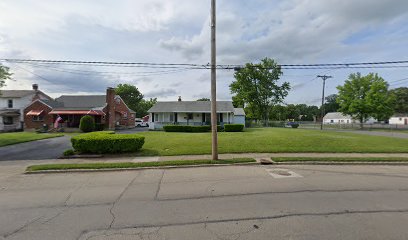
top-left (0, 132), bottom-right (63, 147)
top-left (26, 158), bottom-right (256, 172)
top-left (134, 128), bottom-right (408, 156)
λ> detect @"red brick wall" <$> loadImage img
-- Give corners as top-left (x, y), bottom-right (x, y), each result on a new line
top-left (105, 88), bottom-right (135, 129)
top-left (24, 100), bottom-right (53, 129)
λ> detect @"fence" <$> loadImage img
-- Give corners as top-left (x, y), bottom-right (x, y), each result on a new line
top-left (245, 120), bottom-right (408, 131)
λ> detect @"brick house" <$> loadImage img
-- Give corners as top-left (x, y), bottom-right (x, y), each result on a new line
top-left (24, 87), bottom-right (135, 130)
top-left (0, 84), bottom-right (52, 132)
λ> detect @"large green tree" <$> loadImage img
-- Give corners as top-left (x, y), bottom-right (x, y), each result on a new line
top-left (390, 87), bottom-right (408, 113)
top-left (230, 58), bottom-right (290, 123)
top-left (0, 64), bottom-right (12, 89)
top-left (337, 73), bottom-right (395, 127)
top-left (323, 94), bottom-right (340, 114)
top-left (137, 97), bottom-right (157, 117)
top-left (116, 84), bottom-right (157, 118)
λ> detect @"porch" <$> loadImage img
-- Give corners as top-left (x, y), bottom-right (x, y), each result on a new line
top-left (149, 112), bottom-right (233, 129)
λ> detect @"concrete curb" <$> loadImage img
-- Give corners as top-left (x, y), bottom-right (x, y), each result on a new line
top-left (25, 162), bottom-right (259, 174)
top-left (273, 161), bottom-right (408, 165)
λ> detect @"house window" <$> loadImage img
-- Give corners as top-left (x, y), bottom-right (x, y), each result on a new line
top-left (170, 113), bottom-right (174, 122)
top-left (400, 118), bottom-right (403, 121)
top-left (7, 99), bottom-right (13, 108)
top-left (32, 115), bottom-right (44, 122)
top-left (330, 120), bottom-right (334, 123)
top-left (3, 116), bottom-right (14, 125)
top-left (187, 113), bottom-right (193, 120)
top-left (154, 114), bottom-right (159, 122)
top-left (123, 112), bottom-right (128, 120)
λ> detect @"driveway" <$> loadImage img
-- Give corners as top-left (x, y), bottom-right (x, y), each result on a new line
top-left (0, 135), bottom-right (71, 161)
top-left (1, 164), bottom-right (408, 239)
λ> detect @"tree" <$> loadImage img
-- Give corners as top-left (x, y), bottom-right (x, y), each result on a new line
top-left (390, 87), bottom-right (408, 113)
top-left (337, 73), bottom-right (395, 128)
top-left (0, 64), bottom-right (12, 89)
top-left (323, 94), bottom-right (340, 113)
top-left (116, 84), bottom-right (144, 111)
top-left (137, 98), bottom-right (157, 118)
top-left (196, 98), bottom-right (210, 101)
top-left (230, 58), bottom-right (290, 123)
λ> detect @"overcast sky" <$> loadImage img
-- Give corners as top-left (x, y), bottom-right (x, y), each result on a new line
top-left (1, 0), bottom-right (408, 104)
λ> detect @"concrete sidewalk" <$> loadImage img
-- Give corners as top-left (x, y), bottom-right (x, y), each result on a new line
top-left (2, 152), bottom-right (408, 168)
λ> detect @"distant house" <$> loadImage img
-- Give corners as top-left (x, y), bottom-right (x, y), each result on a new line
top-left (147, 97), bottom-right (245, 130)
top-left (323, 112), bottom-right (376, 124)
top-left (389, 114), bottom-right (408, 125)
top-left (24, 87), bottom-right (135, 130)
top-left (0, 84), bottom-right (52, 132)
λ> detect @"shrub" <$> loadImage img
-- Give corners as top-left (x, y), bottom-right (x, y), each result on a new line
top-left (63, 149), bottom-right (75, 156)
top-left (291, 123), bottom-right (299, 128)
top-left (79, 115), bottom-right (95, 132)
top-left (163, 125), bottom-right (211, 132)
top-left (224, 124), bottom-right (244, 132)
top-left (71, 132), bottom-right (145, 154)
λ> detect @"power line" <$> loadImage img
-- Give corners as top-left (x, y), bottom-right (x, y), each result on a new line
top-left (2, 58), bottom-right (408, 70)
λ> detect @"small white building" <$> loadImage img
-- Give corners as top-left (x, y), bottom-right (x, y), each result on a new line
top-left (147, 99), bottom-right (245, 130)
top-left (389, 114), bottom-right (408, 125)
top-left (0, 84), bottom-right (51, 132)
top-left (323, 112), bottom-right (376, 124)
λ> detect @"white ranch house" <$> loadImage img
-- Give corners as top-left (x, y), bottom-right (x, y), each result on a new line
top-left (147, 100), bottom-right (245, 130)
top-left (389, 114), bottom-right (408, 125)
top-left (323, 112), bottom-right (376, 124)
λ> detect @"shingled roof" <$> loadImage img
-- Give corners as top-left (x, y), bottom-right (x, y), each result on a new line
top-left (0, 90), bottom-right (45, 98)
top-left (55, 95), bottom-right (106, 109)
top-left (148, 101), bottom-right (234, 113)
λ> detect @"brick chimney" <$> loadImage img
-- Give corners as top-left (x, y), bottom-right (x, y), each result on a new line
top-left (106, 87), bottom-right (116, 130)
top-left (178, 96), bottom-right (182, 102)
top-left (31, 84), bottom-right (40, 101)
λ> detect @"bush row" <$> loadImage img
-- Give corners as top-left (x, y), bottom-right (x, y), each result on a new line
top-left (71, 131), bottom-right (144, 154)
top-left (224, 124), bottom-right (244, 132)
top-left (163, 125), bottom-right (211, 132)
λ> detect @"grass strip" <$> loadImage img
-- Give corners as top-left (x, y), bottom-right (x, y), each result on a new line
top-left (272, 157), bottom-right (408, 162)
top-left (0, 132), bottom-right (63, 147)
top-left (26, 158), bottom-right (256, 172)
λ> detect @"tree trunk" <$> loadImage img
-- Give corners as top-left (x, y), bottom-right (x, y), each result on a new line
top-left (360, 116), bottom-right (364, 129)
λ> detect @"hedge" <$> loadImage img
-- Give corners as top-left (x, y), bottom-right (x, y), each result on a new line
top-left (224, 124), bottom-right (244, 132)
top-left (79, 115), bottom-right (95, 132)
top-left (163, 125), bottom-right (210, 132)
top-left (71, 131), bottom-right (144, 154)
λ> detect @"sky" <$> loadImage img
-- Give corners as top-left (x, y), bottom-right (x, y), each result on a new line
top-left (1, 0), bottom-right (408, 105)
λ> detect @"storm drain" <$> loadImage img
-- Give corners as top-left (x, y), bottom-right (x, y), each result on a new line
top-left (266, 168), bottom-right (303, 178)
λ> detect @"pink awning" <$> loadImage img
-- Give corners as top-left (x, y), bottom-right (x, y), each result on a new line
top-left (26, 110), bottom-right (44, 116)
top-left (49, 110), bottom-right (105, 116)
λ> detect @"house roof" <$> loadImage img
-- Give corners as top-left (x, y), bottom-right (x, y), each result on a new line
top-left (148, 101), bottom-right (235, 113)
top-left (323, 112), bottom-right (351, 120)
top-left (55, 95), bottom-right (106, 109)
top-left (233, 108), bottom-right (245, 116)
top-left (0, 90), bottom-right (43, 98)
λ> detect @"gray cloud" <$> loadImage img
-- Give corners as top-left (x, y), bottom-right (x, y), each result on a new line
top-left (145, 88), bottom-right (178, 99)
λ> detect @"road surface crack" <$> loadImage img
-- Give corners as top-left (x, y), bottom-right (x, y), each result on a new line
top-left (108, 173), bottom-right (141, 229)
top-left (154, 170), bottom-right (165, 200)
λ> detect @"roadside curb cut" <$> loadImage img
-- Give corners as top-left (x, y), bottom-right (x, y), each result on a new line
top-left (24, 162), bottom-right (259, 174)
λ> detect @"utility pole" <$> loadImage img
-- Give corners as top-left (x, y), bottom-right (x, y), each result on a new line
top-left (317, 75), bottom-right (332, 130)
top-left (210, 0), bottom-right (218, 160)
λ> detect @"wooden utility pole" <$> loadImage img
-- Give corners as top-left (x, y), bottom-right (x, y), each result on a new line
top-left (317, 75), bottom-right (332, 130)
top-left (210, 0), bottom-right (218, 160)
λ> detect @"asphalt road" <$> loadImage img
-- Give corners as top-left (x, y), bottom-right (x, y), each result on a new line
top-left (1, 163), bottom-right (408, 239)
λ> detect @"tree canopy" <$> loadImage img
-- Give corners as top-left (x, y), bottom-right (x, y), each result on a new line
top-left (115, 84), bottom-right (157, 118)
top-left (230, 58), bottom-right (290, 122)
top-left (196, 98), bottom-right (210, 101)
top-left (390, 87), bottom-right (408, 113)
top-left (337, 73), bottom-right (395, 125)
top-left (323, 94), bottom-right (340, 114)
top-left (0, 64), bottom-right (12, 88)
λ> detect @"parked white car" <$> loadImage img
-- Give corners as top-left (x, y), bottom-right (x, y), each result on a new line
top-left (135, 119), bottom-right (149, 127)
